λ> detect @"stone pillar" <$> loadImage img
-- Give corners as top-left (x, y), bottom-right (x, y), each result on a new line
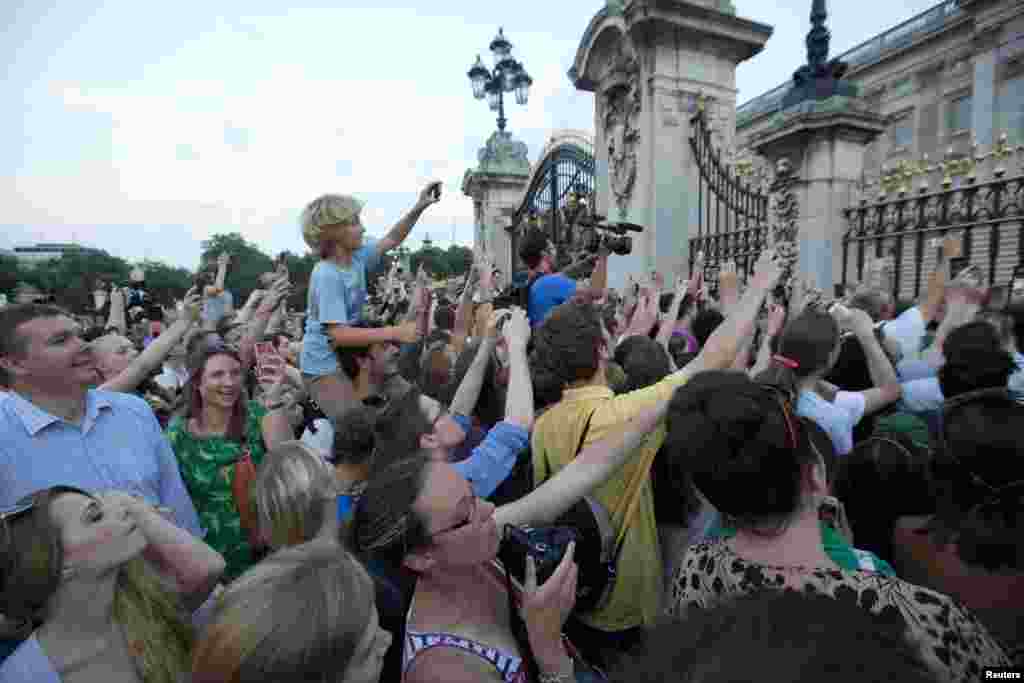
top-left (462, 130), bottom-right (531, 278)
top-left (749, 102), bottom-right (885, 289)
top-left (570, 0), bottom-right (772, 289)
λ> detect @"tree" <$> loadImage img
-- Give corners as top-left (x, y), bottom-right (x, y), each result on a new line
top-left (0, 254), bottom-right (23, 296)
top-left (410, 246), bottom-right (450, 280)
top-left (278, 250), bottom-right (318, 310)
top-left (136, 260), bottom-right (194, 306)
top-left (23, 249), bottom-right (131, 313)
top-left (200, 232), bottom-right (275, 306)
top-left (445, 245), bottom-right (474, 277)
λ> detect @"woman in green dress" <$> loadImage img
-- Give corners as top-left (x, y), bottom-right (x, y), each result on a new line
top-left (167, 345), bottom-right (294, 581)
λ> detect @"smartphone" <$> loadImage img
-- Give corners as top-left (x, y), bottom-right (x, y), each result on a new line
top-left (949, 257), bottom-right (970, 280)
top-left (1012, 265), bottom-right (1024, 302)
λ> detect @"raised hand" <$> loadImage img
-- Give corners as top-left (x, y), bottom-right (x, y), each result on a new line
top-left (182, 287), bottom-right (202, 322)
top-left (651, 271), bottom-right (666, 293)
top-left (217, 252), bottom-right (231, 268)
top-left (520, 541), bottom-right (577, 665)
top-left (258, 276), bottom-right (291, 315)
top-left (417, 180), bottom-right (442, 209)
top-left (943, 233), bottom-right (963, 259)
top-left (502, 307), bottom-right (531, 349)
top-left (486, 308), bottom-right (512, 340)
top-left (765, 302), bottom-right (787, 338)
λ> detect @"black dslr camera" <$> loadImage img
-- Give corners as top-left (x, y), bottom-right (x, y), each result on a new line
top-left (576, 214), bottom-right (644, 257)
top-left (500, 524), bottom-right (577, 586)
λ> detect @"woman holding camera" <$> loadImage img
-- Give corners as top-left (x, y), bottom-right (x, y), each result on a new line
top-left (353, 402), bottom-right (668, 683)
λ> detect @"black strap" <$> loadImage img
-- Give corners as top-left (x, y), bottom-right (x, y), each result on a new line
top-left (541, 405), bottom-right (600, 484)
top-left (575, 407), bottom-right (599, 458)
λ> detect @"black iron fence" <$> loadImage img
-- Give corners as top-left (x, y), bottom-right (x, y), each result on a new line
top-left (688, 104), bottom-right (770, 285)
top-left (842, 147), bottom-right (1024, 301)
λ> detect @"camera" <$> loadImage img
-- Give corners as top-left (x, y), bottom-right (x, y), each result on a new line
top-left (500, 524), bottom-right (578, 587)
top-left (576, 214), bottom-right (643, 256)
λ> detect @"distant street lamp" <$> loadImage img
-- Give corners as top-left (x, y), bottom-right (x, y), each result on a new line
top-left (467, 28), bottom-right (533, 132)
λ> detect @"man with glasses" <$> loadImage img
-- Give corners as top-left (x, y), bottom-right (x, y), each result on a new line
top-left (0, 303), bottom-right (202, 536)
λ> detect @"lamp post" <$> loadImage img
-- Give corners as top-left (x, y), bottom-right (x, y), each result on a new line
top-left (466, 28), bottom-right (533, 132)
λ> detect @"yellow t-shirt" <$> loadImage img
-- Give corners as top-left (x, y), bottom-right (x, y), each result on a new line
top-left (531, 370), bottom-right (690, 632)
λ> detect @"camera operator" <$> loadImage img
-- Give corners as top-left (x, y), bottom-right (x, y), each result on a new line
top-left (518, 227), bottom-right (608, 327)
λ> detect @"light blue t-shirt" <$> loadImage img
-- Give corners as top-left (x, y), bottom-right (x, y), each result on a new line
top-left (527, 273), bottom-right (577, 327)
top-left (900, 352), bottom-right (1024, 414)
top-left (796, 390), bottom-right (866, 456)
top-left (300, 240), bottom-right (381, 377)
top-left (201, 290), bottom-right (234, 327)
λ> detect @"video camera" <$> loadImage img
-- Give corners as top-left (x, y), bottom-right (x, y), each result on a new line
top-left (575, 214), bottom-right (643, 256)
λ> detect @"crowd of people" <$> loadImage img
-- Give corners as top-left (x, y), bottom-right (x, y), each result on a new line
top-left (0, 181), bottom-right (1021, 683)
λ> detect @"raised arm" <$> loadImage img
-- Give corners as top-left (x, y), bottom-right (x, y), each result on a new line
top-left (750, 302), bottom-right (786, 377)
top-left (718, 260), bottom-right (740, 315)
top-left (835, 306), bottom-right (902, 415)
top-left (239, 277), bottom-right (291, 372)
top-left (106, 286), bottom-right (127, 335)
top-left (501, 308), bottom-right (534, 430)
top-left (375, 181), bottom-right (440, 255)
top-left (258, 371), bottom-right (297, 452)
top-left (449, 311), bottom-right (502, 417)
top-left (494, 401), bottom-right (667, 529)
top-left (684, 249), bottom-right (782, 379)
top-left (656, 277), bottom-right (688, 352)
top-left (100, 289), bottom-right (201, 394)
top-left (212, 252), bottom-right (230, 294)
top-left (103, 492), bottom-right (225, 614)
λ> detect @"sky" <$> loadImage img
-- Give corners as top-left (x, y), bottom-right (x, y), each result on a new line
top-left (1, 0), bottom-right (943, 269)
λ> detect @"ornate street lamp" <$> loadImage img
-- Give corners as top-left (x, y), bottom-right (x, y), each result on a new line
top-left (466, 28), bottom-right (532, 132)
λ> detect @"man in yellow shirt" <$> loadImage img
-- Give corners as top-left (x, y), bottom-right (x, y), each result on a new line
top-left (530, 251), bottom-right (783, 668)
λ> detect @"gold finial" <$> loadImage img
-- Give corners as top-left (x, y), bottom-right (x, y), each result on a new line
top-left (918, 154), bottom-right (932, 193)
top-left (991, 131), bottom-right (1012, 177)
top-left (696, 92), bottom-right (707, 113)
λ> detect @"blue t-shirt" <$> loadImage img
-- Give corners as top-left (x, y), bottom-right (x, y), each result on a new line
top-left (527, 273), bottom-right (577, 327)
top-left (796, 390), bottom-right (866, 456)
top-left (300, 240), bottom-right (381, 377)
top-left (201, 290), bottom-right (234, 327)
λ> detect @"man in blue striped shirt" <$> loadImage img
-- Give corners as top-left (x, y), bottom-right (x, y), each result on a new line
top-left (0, 304), bottom-right (202, 537)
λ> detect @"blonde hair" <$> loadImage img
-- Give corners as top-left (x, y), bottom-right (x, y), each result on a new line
top-left (192, 540), bottom-right (374, 683)
top-left (0, 487), bottom-right (192, 683)
top-left (253, 441), bottom-right (336, 550)
top-left (300, 194), bottom-right (364, 254)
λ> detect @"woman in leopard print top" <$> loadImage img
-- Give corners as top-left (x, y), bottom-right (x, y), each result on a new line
top-left (662, 371), bottom-right (1010, 682)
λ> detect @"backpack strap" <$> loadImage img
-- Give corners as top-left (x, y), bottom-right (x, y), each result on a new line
top-left (607, 421), bottom-right (660, 564)
top-left (538, 406), bottom-right (599, 485)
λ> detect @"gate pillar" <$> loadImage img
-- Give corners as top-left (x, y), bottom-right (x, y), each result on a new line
top-left (570, 1), bottom-right (772, 289)
top-left (462, 131), bottom-right (532, 279)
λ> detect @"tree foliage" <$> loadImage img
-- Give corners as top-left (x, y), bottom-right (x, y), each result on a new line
top-left (408, 244), bottom-right (473, 280)
top-left (4, 232), bottom-right (473, 314)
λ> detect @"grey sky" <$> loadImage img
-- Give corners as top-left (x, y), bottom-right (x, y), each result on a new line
top-left (1, 0), bottom-right (942, 269)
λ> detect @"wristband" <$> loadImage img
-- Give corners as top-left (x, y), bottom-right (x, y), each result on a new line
top-left (538, 658), bottom-right (574, 683)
